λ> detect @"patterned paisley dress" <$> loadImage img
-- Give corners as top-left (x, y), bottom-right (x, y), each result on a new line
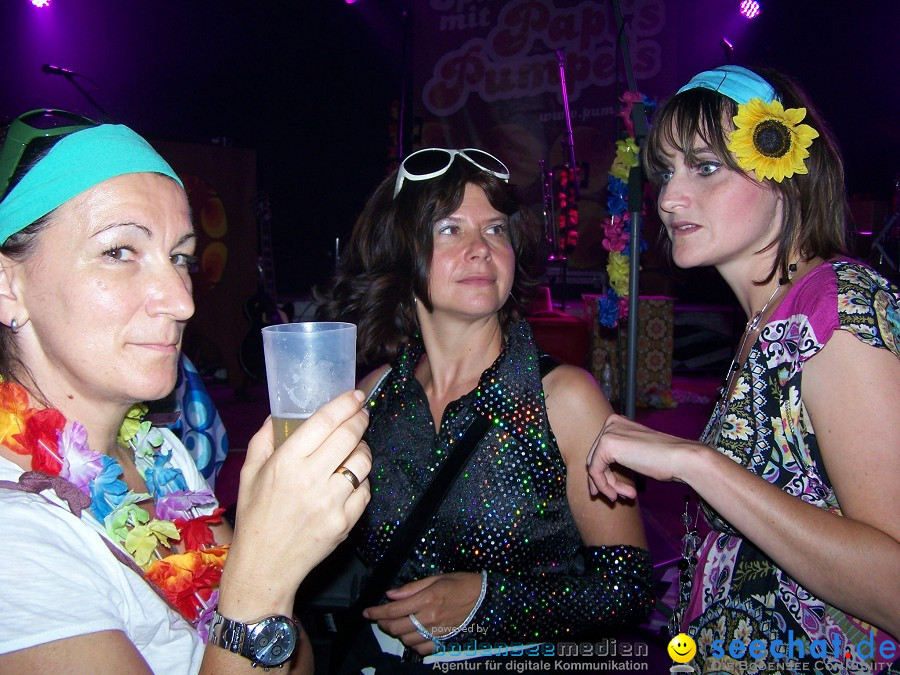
top-left (686, 259), bottom-right (900, 675)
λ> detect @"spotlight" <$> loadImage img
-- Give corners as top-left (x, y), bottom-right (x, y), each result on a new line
top-left (30, 0), bottom-right (51, 6)
top-left (739, 0), bottom-right (761, 19)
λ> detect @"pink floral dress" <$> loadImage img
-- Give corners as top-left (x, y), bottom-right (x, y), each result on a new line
top-left (686, 259), bottom-right (900, 674)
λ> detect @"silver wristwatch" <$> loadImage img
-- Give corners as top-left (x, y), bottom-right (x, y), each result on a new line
top-left (208, 609), bottom-right (299, 670)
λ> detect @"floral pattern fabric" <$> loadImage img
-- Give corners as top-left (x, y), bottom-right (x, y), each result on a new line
top-left (686, 260), bottom-right (900, 674)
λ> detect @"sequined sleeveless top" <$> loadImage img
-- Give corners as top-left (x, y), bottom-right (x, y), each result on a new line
top-left (358, 320), bottom-right (582, 586)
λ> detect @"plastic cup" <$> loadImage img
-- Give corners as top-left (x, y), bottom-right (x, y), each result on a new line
top-left (262, 322), bottom-right (357, 447)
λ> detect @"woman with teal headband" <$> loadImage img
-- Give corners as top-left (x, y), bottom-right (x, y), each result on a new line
top-left (0, 110), bottom-right (372, 673)
top-left (587, 67), bottom-right (900, 673)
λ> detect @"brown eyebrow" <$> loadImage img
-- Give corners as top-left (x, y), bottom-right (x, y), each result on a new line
top-left (174, 232), bottom-right (197, 248)
top-left (91, 222), bottom-right (196, 246)
top-left (692, 145), bottom-right (718, 155)
top-left (91, 222), bottom-right (152, 238)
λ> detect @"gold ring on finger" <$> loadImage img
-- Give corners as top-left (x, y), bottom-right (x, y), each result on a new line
top-left (335, 465), bottom-right (360, 491)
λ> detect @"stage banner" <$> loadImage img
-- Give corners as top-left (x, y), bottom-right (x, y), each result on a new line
top-left (412, 0), bottom-right (675, 268)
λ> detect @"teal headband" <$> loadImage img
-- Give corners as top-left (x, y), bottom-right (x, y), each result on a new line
top-left (676, 65), bottom-right (778, 105)
top-left (0, 124), bottom-right (183, 245)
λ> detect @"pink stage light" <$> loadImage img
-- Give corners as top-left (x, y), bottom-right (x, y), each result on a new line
top-left (31, 0), bottom-right (51, 6)
top-left (739, 0), bottom-right (761, 20)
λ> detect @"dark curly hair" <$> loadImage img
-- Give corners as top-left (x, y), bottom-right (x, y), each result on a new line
top-left (643, 66), bottom-right (848, 285)
top-left (315, 155), bottom-right (544, 366)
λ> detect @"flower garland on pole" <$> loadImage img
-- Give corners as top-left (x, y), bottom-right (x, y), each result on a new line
top-left (597, 91), bottom-right (653, 328)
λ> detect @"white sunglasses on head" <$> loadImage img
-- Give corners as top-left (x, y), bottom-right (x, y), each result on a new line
top-left (393, 148), bottom-right (510, 198)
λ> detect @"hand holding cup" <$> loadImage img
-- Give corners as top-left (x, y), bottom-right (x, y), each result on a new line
top-left (221, 390), bottom-right (372, 618)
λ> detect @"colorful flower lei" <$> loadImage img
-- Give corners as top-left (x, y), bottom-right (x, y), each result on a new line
top-left (727, 98), bottom-right (819, 182)
top-left (0, 380), bottom-right (227, 639)
top-left (598, 92), bottom-right (653, 328)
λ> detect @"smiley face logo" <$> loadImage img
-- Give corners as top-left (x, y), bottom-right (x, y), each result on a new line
top-left (667, 633), bottom-right (697, 663)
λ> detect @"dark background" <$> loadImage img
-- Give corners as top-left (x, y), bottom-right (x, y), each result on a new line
top-left (2, 0), bottom-right (897, 300)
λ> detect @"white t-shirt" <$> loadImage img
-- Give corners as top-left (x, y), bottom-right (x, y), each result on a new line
top-left (0, 429), bottom-right (214, 674)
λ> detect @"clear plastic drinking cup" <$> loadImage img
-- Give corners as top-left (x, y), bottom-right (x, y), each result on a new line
top-left (262, 322), bottom-right (357, 447)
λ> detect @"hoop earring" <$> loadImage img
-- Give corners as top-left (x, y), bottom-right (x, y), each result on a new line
top-left (9, 319), bottom-right (18, 334)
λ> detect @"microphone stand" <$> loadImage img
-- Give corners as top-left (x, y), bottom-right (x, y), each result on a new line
top-left (46, 67), bottom-right (112, 122)
top-left (547, 49), bottom-right (580, 310)
top-left (397, 0), bottom-right (414, 162)
top-left (720, 37), bottom-right (735, 65)
top-left (871, 211), bottom-right (899, 272)
top-left (555, 49), bottom-right (579, 200)
top-left (539, 159), bottom-right (560, 258)
top-left (611, 0), bottom-right (649, 420)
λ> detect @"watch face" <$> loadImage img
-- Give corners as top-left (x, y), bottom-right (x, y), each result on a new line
top-left (248, 616), bottom-right (298, 667)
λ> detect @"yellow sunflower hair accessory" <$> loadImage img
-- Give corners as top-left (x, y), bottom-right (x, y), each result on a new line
top-left (727, 98), bottom-right (819, 182)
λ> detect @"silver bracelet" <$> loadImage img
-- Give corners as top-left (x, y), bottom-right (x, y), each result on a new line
top-left (433, 570), bottom-right (488, 642)
top-left (408, 612), bottom-right (438, 641)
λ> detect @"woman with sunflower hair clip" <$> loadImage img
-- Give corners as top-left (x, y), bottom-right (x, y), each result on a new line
top-left (587, 66), bottom-right (900, 673)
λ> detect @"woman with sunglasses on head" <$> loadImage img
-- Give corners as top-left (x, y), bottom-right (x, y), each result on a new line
top-left (317, 148), bottom-right (654, 671)
top-left (0, 110), bottom-right (372, 674)
top-left (588, 67), bottom-right (900, 672)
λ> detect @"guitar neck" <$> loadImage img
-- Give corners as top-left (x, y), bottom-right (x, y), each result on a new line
top-left (254, 193), bottom-right (278, 302)
top-left (259, 221), bottom-right (278, 301)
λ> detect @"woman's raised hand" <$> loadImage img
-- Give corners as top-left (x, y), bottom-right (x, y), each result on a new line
top-left (586, 413), bottom-right (706, 502)
top-left (220, 390), bottom-right (372, 617)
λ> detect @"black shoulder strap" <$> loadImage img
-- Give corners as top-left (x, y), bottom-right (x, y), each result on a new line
top-left (356, 353), bottom-right (556, 608)
top-left (539, 353), bottom-right (561, 378)
top-left (356, 412), bottom-right (492, 609)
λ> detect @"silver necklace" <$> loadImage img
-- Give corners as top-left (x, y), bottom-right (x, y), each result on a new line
top-left (714, 263), bottom-right (798, 416)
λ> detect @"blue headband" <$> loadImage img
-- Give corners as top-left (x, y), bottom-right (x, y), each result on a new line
top-left (0, 124), bottom-right (183, 245)
top-left (676, 65), bottom-right (778, 105)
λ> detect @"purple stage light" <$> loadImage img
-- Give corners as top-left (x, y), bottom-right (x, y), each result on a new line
top-left (31, 0), bottom-right (51, 7)
top-left (739, 0), bottom-right (761, 20)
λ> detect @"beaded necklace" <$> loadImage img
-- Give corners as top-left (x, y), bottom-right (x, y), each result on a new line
top-left (0, 380), bottom-right (228, 639)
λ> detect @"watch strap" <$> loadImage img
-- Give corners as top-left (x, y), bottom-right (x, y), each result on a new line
top-left (209, 610), bottom-right (245, 654)
top-left (209, 609), bottom-right (298, 668)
